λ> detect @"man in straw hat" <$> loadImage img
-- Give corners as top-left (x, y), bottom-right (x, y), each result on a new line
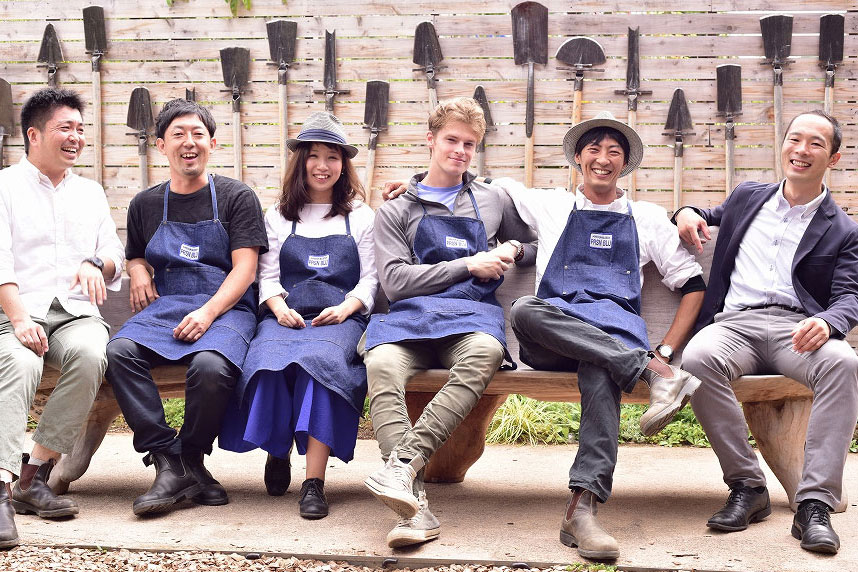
top-left (105, 99), bottom-right (267, 516)
top-left (675, 110), bottom-right (858, 555)
top-left (493, 111), bottom-right (706, 560)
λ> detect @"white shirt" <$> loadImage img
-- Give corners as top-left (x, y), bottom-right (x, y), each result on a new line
top-left (257, 201), bottom-right (379, 314)
top-left (0, 156), bottom-right (124, 319)
top-left (724, 183), bottom-right (827, 311)
top-left (494, 178), bottom-right (703, 291)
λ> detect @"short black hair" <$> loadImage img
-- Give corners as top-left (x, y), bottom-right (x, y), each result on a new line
top-left (574, 127), bottom-right (630, 165)
top-left (155, 99), bottom-right (217, 140)
top-left (784, 110), bottom-right (841, 155)
top-left (20, 88), bottom-right (84, 154)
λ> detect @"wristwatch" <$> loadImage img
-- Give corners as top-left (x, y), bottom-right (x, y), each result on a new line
top-left (83, 256), bottom-right (104, 271)
top-left (507, 240), bottom-right (525, 262)
top-left (655, 343), bottom-right (674, 363)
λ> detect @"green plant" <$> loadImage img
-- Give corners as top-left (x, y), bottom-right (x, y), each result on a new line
top-left (163, 398), bottom-right (186, 428)
top-left (487, 395), bottom-right (579, 445)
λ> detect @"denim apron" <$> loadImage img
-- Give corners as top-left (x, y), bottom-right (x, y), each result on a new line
top-left (535, 201), bottom-right (649, 350)
top-left (365, 189), bottom-right (509, 359)
top-left (113, 175), bottom-right (257, 368)
top-left (235, 213), bottom-right (367, 412)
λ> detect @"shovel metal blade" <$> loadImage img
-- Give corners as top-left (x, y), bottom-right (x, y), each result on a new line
top-left (185, 87), bottom-right (196, 102)
top-left (0, 78), bottom-right (13, 134)
top-left (364, 80), bottom-right (389, 129)
top-left (38, 24), bottom-right (64, 66)
top-left (664, 88), bottom-right (693, 133)
top-left (760, 14), bottom-right (793, 64)
top-left (83, 6), bottom-right (107, 54)
top-left (473, 85), bottom-right (495, 130)
top-left (625, 27), bottom-right (641, 92)
top-left (322, 31), bottom-right (338, 91)
top-left (511, 1), bottom-right (548, 65)
top-left (126, 87), bottom-right (154, 133)
top-left (819, 13), bottom-right (844, 67)
top-left (413, 21), bottom-right (443, 68)
top-left (716, 64), bottom-right (742, 116)
top-left (220, 47), bottom-right (251, 89)
top-left (266, 20), bottom-right (297, 66)
top-left (555, 37), bottom-right (606, 68)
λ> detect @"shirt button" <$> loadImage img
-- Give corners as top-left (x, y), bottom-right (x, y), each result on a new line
top-left (773, 240), bottom-right (778, 245)
top-left (562, 291), bottom-right (567, 295)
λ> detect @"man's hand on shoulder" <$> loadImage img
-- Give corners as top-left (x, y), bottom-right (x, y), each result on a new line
top-left (382, 181), bottom-right (408, 201)
top-left (466, 250), bottom-right (513, 281)
top-left (791, 317), bottom-right (830, 353)
top-left (675, 207), bottom-right (711, 254)
top-left (71, 260), bottom-right (108, 306)
top-left (12, 317), bottom-right (48, 357)
top-left (128, 262), bottom-right (159, 312)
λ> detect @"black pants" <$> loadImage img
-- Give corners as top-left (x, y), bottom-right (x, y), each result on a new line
top-left (106, 338), bottom-right (238, 458)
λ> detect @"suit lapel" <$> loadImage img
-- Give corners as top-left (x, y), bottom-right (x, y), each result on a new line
top-left (793, 191), bottom-right (835, 271)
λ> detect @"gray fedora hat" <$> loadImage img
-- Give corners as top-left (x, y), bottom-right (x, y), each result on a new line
top-left (563, 111), bottom-right (644, 178)
top-left (287, 111), bottom-right (359, 158)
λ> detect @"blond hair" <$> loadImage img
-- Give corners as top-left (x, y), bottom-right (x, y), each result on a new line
top-left (428, 97), bottom-right (486, 140)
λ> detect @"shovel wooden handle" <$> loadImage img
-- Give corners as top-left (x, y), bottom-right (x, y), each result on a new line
top-left (233, 110), bottom-right (242, 180)
top-left (725, 136), bottom-right (735, 197)
top-left (673, 155), bottom-right (682, 212)
top-left (773, 81), bottom-right (784, 181)
top-left (139, 151), bottom-right (149, 191)
top-left (525, 136), bottom-right (534, 188)
top-left (429, 87), bottom-right (438, 111)
top-left (0, 132), bottom-right (6, 170)
top-left (365, 148), bottom-right (378, 206)
top-left (569, 88), bottom-right (583, 190)
top-left (279, 82), bottom-right (289, 180)
top-left (92, 70), bottom-right (103, 185)
top-left (627, 109), bottom-right (637, 198)
top-left (476, 150), bottom-right (485, 178)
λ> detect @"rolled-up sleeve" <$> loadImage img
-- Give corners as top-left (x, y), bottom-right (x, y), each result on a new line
top-left (637, 202), bottom-right (703, 291)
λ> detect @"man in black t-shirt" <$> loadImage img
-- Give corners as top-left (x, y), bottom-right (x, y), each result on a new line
top-left (105, 99), bottom-right (267, 516)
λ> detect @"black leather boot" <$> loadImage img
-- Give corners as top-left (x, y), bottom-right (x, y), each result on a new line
top-left (12, 460), bottom-right (78, 518)
top-left (264, 450), bottom-right (292, 497)
top-left (182, 450), bottom-right (229, 506)
top-left (0, 482), bottom-right (18, 549)
top-left (298, 478), bottom-right (328, 519)
top-left (132, 452), bottom-right (201, 516)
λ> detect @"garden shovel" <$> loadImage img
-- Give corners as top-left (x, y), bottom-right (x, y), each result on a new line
top-left (266, 20), bottom-right (297, 177)
top-left (362, 80), bottom-right (389, 204)
top-left (185, 87), bottom-right (196, 102)
top-left (511, 1), bottom-right (547, 188)
top-left (716, 64), bottom-right (742, 196)
top-left (473, 85), bottom-right (496, 178)
top-left (0, 78), bottom-right (13, 169)
top-left (126, 87), bottom-right (154, 191)
top-left (614, 27), bottom-right (651, 198)
top-left (663, 89), bottom-right (694, 212)
top-left (220, 47), bottom-right (250, 180)
top-left (37, 24), bottom-right (64, 88)
top-left (412, 22), bottom-right (444, 111)
top-left (83, 6), bottom-right (107, 185)
top-left (555, 36), bottom-right (605, 189)
top-left (760, 14), bottom-right (793, 181)
top-left (819, 13), bottom-right (844, 116)
top-left (314, 31), bottom-right (350, 112)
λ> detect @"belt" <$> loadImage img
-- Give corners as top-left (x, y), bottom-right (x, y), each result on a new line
top-left (739, 303), bottom-right (803, 313)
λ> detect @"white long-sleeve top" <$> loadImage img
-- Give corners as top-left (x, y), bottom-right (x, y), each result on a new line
top-left (494, 178), bottom-right (703, 292)
top-left (258, 201), bottom-right (379, 314)
top-left (0, 156), bottom-right (124, 319)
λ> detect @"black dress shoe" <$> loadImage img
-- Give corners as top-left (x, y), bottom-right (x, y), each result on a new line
top-left (707, 485), bottom-right (771, 532)
top-left (792, 500), bottom-right (839, 554)
top-left (11, 460), bottom-right (78, 518)
top-left (133, 452), bottom-right (202, 516)
top-left (0, 483), bottom-right (18, 549)
top-left (264, 453), bottom-right (291, 497)
top-left (298, 478), bottom-right (328, 519)
top-left (182, 451), bottom-right (229, 506)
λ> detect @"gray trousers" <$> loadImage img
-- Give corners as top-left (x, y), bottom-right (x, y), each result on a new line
top-left (683, 307), bottom-right (858, 509)
top-left (0, 299), bottom-right (108, 476)
top-left (510, 296), bottom-right (650, 502)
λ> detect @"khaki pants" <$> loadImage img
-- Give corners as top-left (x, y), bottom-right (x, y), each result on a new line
top-left (0, 299), bottom-right (108, 476)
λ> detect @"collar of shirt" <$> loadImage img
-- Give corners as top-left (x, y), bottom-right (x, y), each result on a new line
top-left (771, 180), bottom-right (827, 221)
top-left (19, 155), bottom-right (72, 190)
top-left (573, 187), bottom-right (630, 213)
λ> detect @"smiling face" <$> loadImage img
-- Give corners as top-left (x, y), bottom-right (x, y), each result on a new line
top-left (304, 142), bottom-right (343, 202)
top-left (156, 112), bottom-right (216, 190)
top-left (426, 120), bottom-right (480, 186)
top-left (26, 105), bottom-right (85, 186)
top-left (781, 113), bottom-right (840, 190)
top-left (574, 135), bottom-right (626, 203)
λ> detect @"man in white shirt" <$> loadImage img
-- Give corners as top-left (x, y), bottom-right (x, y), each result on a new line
top-left (675, 110), bottom-right (858, 555)
top-left (0, 88), bottom-right (124, 549)
top-left (495, 111), bottom-right (705, 560)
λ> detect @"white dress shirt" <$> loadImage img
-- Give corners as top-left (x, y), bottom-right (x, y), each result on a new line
top-left (257, 201), bottom-right (379, 314)
top-left (494, 178), bottom-right (703, 291)
top-left (0, 157), bottom-right (124, 319)
top-left (724, 183), bottom-right (827, 312)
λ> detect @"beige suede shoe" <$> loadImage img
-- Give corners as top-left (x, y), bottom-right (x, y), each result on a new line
top-left (559, 488), bottom-right (619, 560)
top-left (639, 362), bottom-right (702, 436)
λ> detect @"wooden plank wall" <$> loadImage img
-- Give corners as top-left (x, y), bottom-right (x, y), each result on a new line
top-left (0, 0), bottom-right (855, 234)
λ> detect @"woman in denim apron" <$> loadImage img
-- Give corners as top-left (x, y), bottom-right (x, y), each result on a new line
top-left (220, 112), bottom-right (378, 519)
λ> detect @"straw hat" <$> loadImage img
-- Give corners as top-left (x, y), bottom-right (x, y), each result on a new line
top-left (286, 111), bottom-right (359, 158)
top-left (562, 111), bottom-right (644, 178)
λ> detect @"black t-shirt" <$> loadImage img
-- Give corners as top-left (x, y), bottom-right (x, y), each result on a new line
top-left (125, 174), bottom-right (268, 260)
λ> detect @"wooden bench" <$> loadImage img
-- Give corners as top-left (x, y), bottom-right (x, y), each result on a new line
top-left (35, 228), bottom-right (851, 513)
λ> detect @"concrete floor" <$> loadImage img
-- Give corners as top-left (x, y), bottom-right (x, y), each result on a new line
top-left (11, 435), bottom-right (858, 572)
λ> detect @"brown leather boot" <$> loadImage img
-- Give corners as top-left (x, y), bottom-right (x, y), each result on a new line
top-left (0, 482), bottom-right (18, 549)
top-left (559, 488), bottom-right (619, 560)
top-left (12, 460), bottom-right (78, 518)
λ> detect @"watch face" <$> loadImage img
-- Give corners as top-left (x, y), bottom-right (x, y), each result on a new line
top-left (658, 345), bottom-right (673, 359)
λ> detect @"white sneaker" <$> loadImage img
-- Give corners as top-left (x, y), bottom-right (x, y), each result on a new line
top-left (364, 455), bottom-right (419, 517)
top-left (386, 491), bottom-right (441, 548)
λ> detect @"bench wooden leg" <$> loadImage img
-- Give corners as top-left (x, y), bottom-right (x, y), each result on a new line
top-left (743, 396), bottom-right (847, 513)
top-left (405, 392), bottom-right (508, 483)
top-left (49, 395), bottom-right (122, 494)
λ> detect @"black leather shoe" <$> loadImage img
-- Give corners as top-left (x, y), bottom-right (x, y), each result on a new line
top-left (0, 483), bottom-right (18, 549)
top-left (791, 500), bottom-right (839, 554)
top-left (298, 478), bottom-right (328, 519)
top-left (182, 451), bottom-right (229, 506)
top-left (264, 452), bottom-right (291, 497)
top-left (707, 485), bottom-right (771, 532)
top-left (133, 452), bottom-right (202, 516)
top-left (11, 460), bottom-right (78, 518)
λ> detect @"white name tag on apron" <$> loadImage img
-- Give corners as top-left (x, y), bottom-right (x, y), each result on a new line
top-left (308, 254), bottom-right (330, 268)
top-left (179, 244), bottom-right (200, 260)
top-left (589, 233), bottom-right (613, 249)
top-left (445, 236), bottom-right (468, 249)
